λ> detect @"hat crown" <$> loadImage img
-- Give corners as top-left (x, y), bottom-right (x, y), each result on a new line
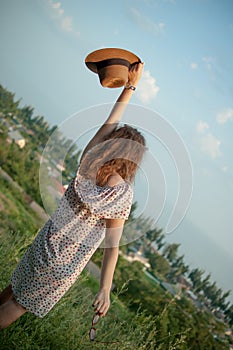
top-left (85, 48), bottom-right (141, 88)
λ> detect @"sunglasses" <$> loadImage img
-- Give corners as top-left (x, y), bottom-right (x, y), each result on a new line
top-left (89, 312), bottom-right (122, 344)
top-left (89, 312), bottom-right (100, 341)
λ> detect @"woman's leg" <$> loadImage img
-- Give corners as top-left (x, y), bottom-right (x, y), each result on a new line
top-left (0, 297), bottom-right (27, 329)
top-left (0, 285), bottom-right (13, 305)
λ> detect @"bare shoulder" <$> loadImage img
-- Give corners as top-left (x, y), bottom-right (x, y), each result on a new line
top-left (106, 173), bottom-right (125, 187)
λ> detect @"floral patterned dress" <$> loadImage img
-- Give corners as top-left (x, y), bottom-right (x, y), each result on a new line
top-left (10, 168), bottom-right (133, 318)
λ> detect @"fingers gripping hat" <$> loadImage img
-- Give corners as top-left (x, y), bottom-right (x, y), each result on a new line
top-left (85, 48), bottom-right (141, 88)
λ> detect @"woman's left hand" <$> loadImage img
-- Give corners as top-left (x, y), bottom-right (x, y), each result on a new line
top-left (128, 62), bottom-right (144, 87)
top-left (92, 288), bottom-right (110, 317)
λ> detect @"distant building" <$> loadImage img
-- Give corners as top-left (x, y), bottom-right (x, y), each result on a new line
top-left (27, 129), bottom-right (35, 136)
top-left (160, 281), bottom-right (181, 300)
top-left (126, 252), bottom-right (151, 269)
top-left (56, 163), bottom-right (66, 172)
top-left (8, 130), bottom-right (26, 148)
top-left (186, 290), bottom-right (198, 301)
top-left (50, 159), bottom-right (66, 172)
top-left (53, 178), bottom-right (66, 196)
top-left (176, 275), bottom-right (192, 290)
top-left (185, 290), bottom-right (203, 309)
top-left (144, 270), bottom-right (161, 284)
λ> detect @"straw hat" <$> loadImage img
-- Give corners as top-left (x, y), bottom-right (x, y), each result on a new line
top-left (85, 48), bottom-right (141, 88)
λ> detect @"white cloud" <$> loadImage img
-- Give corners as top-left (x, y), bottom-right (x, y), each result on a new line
top-left (196, 120), bottom-right (209, 134)
top-left (201, 56), bottom-right (217, 82)
top-left (216, 108), bottom-right (233, 124)
top-left (61, 16), bottom-right (73, 32)
top-left (190, 62), bottom-right (198, 70)
top-left (137, 70), bottom-right (160, 103)
top-left (221, 165), bottom-right (228, 173)
top-left (47, 0), bottom-right (79, 36)
top-left (50, 1), bottom-right (61, 10)
top-left (129, 8), bottom-right (165, 36)
top-left (48, 1), bottom-right (63, 17)
top-left (158, 22), bottom-right (165, 30)
top-left (202, 56), bottom-right (215, 71)
top-left (199, 133), bottom-right (221, 159)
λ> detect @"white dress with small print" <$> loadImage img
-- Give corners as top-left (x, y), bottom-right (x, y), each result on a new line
top-left (11, 168), bottom-right (133, 318)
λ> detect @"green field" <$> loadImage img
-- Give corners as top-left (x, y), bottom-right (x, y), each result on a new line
top-left (0, 176), bottom-right (189, 350)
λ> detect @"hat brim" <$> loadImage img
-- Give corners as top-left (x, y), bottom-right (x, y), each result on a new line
top-left (85, 48), bottom-right (141, 73)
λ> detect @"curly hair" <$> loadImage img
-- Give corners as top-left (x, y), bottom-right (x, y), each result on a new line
top-left (79, 124), bottom-right (146, 186)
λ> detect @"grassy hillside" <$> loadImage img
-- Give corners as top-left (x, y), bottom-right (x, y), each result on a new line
top-left (0, 176), bottom-right (187, 350)
top-left (0, 83), bottom-right (232, 349)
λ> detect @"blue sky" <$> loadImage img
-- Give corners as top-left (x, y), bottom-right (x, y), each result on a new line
top-left (0, 0), bottom-right (233, 300)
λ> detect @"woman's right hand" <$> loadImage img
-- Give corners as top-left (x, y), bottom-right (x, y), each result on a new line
top-left (127, 62), bottom-right (144, 87)
top-left (92, 288), bottom-right (111, 317)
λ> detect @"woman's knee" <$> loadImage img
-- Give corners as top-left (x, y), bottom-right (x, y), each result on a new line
top-left (11, 296), bottom-right (27, 315)
top-left (0, 298), bottom-right (27, 329)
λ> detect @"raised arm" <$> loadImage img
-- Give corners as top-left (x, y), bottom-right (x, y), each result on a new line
top-left (80, 62), bottom-right (144, 163)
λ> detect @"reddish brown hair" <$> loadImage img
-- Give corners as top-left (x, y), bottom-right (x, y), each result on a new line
top-left (80, 124), bottom-right (146, 186)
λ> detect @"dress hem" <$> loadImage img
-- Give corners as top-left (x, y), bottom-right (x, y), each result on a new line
top-left (10, 282), bottom-right (45, 318)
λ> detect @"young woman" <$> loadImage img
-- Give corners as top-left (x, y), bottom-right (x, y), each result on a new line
top-left (0, 62), bottom-right (145, 329)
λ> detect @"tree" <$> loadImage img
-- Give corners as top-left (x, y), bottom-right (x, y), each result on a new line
top-left (63, 143), bottom-right (81, 180)
top-left (0, 84), bottom-right (20, 114)
top-left (145, 227), bottom-right (166, 251)
top-left (18, 105), bottom-right (34, 125)
top-left (199, 273), bottom-right (211, 294)
top-left (148, 253), bottom-right (170, 277)
top-left (162, 243), bottom-right (180, 263)
top-left (224, 304), bottom-right (233, 325)
top-left (204, 281), bottom-right (217, 299)
top-left (188, 268), bottom-right (205, 292)
top-left (169, 255), bottom-right (189, 282)
top-left (217, 290), bottom-right (231, 312)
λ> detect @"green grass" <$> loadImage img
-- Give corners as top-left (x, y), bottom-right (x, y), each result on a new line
top-left (0, 176), bottom-right (42, 234)
top-left (0, 230), bottom-right (188, 350)
top-left (0, 178), bottom-right (188, 349)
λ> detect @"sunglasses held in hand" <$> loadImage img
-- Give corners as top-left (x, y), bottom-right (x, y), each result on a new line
top-left (89, 312), bottom-right (122, 344)
top-left (89, 312), bottom-right (100, 341)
